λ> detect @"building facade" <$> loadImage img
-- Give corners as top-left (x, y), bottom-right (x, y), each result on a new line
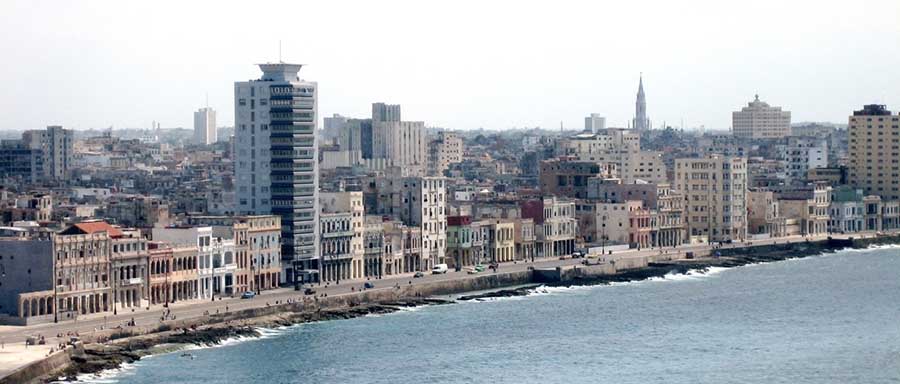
top-left (848, 104), bottom-right (900, 200)
top-left (194, 107), bottom-right (217, 145)
top-left (235, 63), bottom-right (319, 283)
top-left (732, 95), bottom-right (791, 139)
top-left (674, 155), bottom-right (748, 242)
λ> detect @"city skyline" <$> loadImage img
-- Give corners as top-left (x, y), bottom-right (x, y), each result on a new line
top-left (2, 0), bottom-right (899, 132)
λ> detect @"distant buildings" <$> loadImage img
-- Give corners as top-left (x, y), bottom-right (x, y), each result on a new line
top-left (848, 104), bottom-right (900, 200)
top-left (0, 140), bottom-right (43, 182)
top-left (732, 95), bottom-right (791, 139)
top-left (780, 136), bottom-right (828, 184)
top-left (193, 107), bottom-right (217, 145)
top-left (585, 113), bottom-right (606, 133)
top-left (234, 63), bottom-right (319, 283)
top-left (428, 131), bottom-right (463, 176)
top-left (1, 126), bottom-right (73, 182)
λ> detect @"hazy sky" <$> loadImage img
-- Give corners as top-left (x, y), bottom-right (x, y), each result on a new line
top-left (2, 0), bottom-right (899, 131)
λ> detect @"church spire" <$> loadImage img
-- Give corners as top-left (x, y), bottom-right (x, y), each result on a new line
top-left (633, 73), bottom-right (649, 131)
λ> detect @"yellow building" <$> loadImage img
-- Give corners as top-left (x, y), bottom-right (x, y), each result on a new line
top-left (848, 104), bottom-right (900, 200)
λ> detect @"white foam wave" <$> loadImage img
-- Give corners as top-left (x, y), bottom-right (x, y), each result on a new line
top-left (59, 361), bottom-right (139, 383)
top-left (839, 243), bottom-right (900, 253)
top-left (394, 305), bottom-right (427, 312)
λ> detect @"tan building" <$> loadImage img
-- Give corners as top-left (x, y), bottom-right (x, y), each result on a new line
top-left (732, 95), bottom-right (791, 139)
top-left (483, 219), bottom-right (515, 263)
top-left (748, 189), bottom-right (779, 236)
top-left (514, 218), bottom-right (536, 262)
top-left (848, 104), bottom-right (900, 200)
top-left (54, 222), bottom-right (115, 319)
top-left (168, 245), bottom-right (200, 303)
top-left (110, 228), bottom-right (149, 312)
top-left (674, 155), bottom-right (748, 242)
top-left (428, 131), bottom-right (463, 176)
top-left (776, 183), bottom-right (831, 236)
top-left (655, 184), bottom-right (685, 247)
top-left (320, 191), bottom-right (365, 283)
top-left (541, 157), bottom-right (616, 199)
top-left (235, 216), bottom-right (281, 292)
top-left (148, 242), bottom-right (173, 306)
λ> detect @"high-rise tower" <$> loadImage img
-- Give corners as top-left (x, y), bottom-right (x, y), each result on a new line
top-left (234, 63), bottom-right (319, 283)
top-left (193, 107), bottom-right (217, 145)
top-left (633, 74), bottom-right (650, 131)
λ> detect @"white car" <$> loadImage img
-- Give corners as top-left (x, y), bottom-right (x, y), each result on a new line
top-left (432, 263), bottom-right (449, 274)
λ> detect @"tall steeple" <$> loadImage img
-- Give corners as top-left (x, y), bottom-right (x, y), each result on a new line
top-left (633, 73), bottom-right (650, 131)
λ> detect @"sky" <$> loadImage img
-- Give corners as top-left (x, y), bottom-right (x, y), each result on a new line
top-left (1, 0), bottom-right (899, 132)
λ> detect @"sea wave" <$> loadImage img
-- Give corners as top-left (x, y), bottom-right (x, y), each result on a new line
top-left (56, 361), bottom-right (139, 384)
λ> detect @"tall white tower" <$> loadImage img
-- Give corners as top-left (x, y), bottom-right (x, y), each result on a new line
top-left (234, 63), bottom-right (319, 284)
top-left (193, 107), bottom-right (217, 145)
top-left (633, 74), bottom-right (650, 132)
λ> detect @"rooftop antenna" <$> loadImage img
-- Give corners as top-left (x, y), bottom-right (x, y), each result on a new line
top-left (279, 40), bottom-right (282, 63)
top-left (205, 93), bottom-right (209, 108)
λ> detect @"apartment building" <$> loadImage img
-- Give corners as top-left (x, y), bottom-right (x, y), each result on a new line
top-left (674, 155), bottom-right (748, 242)
top-left (848, 104), bottom-right (900, 200)
top-left (234, 63), bottom-right (319, 284)
top-left (732, 95), bottom-right (791, 139)
top-left (319, 191), bottom-right (364, 283)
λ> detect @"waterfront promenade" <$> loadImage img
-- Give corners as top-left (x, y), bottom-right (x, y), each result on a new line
top-left (0, 232), bottom-right (881, 379)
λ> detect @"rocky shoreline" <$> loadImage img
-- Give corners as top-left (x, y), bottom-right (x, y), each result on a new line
top-left (47, 298), bottom-right (451, 382)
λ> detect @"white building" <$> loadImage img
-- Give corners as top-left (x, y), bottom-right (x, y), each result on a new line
top-left (234, 63), bottom-right (319, 283)
top-left (780, 136), bottom-right (828, 183)
top-left (400, 177), bottom-right (446, 268)
top-left (193, 107), bottom-right (217, 145)
top-left (557, 129), bottom-right (665, 184)
top-left (732, 95), bottom-right (791, 139)
top-left (152, 226), bottom-right (216, 299)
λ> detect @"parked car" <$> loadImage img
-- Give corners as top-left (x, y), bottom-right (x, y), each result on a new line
top-left (364, 282), bottom-right (375, 289)
top-left (413, 271), bottom-right (425, 278)
top-left (240, 291), bottom-right (256, 299)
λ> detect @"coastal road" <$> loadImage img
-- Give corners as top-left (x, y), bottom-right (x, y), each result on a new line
top-left (0, 232), bottom-right (879, 376)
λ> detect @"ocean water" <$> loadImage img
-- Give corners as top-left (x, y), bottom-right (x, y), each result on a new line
top-left (82, 246), bottom-right (900, 384)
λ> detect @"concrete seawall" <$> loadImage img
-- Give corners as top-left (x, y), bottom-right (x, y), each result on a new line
top-left (0, 348), bottom-right (71, 384)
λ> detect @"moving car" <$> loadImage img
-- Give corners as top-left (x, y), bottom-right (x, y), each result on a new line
top-left (432, 263), bottom-right (449, 274)
top-left (240, 291), bottom-right (256, 299)
top-left (304, 288), bottom-right (316, 295)
top-left (413, 271), bottom-right (425, 278)
top-left (466, 267), bottom-right (479, 275)
top-left (364, 282), bottom-right (375, 289)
